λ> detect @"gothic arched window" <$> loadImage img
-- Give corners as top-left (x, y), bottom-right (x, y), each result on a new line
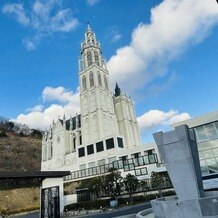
top-left (82, 75), bottom-right (87, 91)
top-left (73, 135), bottom-right (76, 150)
top-left (90, 71), bottom-right (94, 87)
top-left (94, 51), bottom-right (99, 66)
top-left (104, 75), bottom-right (108, 90)
top-left (98, 72), bottom-right (102, 86)
top-left (87, 51), bottom-right (92, 67)
top-left (79, 133), bottom-right (82, 145)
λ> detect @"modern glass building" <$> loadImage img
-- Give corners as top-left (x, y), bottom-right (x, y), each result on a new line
top-left (194, 121), bottom-right (218, 175)
top-left (173, 111), bottom-right (218, 189)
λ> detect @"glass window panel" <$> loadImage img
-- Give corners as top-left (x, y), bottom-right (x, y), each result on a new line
top-left (113, 161), bottom-right (118, 169)
top-left (210, 139), bottom-right (218, 148)
top-left (133, 158), bottom-right (139, 167)
top-left (135, 169), bottom-right (141, 176)
top-left (128, 159), bottom-right (133, 164)
top-left (123, 160), bottom-right (128, 165)
top-left (206, 123), bottom-right (218, 140)
top-left (203, 150), bottom-right (214, 159)
top-left (138, 157), bottom-right (144, 166)
top-left (129, 163), bottom-right (135, 170)
top-left (205, 158), bottom-right (217, 167)
top-left (143, 156), bottom-right (149, 164)
top-left (195, 126), bottom-right (208, 142)
top-left (200, 160), bottom-right (208, 173)
top-left (199, 151), bottom-right (204, 160)
top-left (149, 155), bottom-right (155, 163)
top-left (215, 122), bottom-right (218, 132)
top-left (213, 148), bottom-right (218, 156)
top-left (124, 164), bottom-right (129, 171)
top-left (118, 160), bottom-right (123, 169)
top-left (108, 163), bottom-right (113, 169)
top-left (199, 142), bottom-right (211, 151)
top-left (141, 168), bottom-right (147, 175)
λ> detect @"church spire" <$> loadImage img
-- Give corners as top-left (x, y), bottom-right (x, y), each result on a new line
top-left (87, 21), bottom-right (91, 31)
top-left (79, 25), bottom-right (104, 71)
top-left (115, 83), bottom-right (121, 97)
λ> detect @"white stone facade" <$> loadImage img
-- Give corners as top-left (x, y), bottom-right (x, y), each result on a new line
top-left (41, 26), bottom-right (166, 201)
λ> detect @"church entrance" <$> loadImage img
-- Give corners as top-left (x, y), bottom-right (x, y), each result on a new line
top-left (41, 186), bottom-right (60, 218)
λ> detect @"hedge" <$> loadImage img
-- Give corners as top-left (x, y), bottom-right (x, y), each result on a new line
top-left (64, 190), bottom-right (175, 211)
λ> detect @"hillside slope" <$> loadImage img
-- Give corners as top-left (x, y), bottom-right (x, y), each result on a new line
top-left (0, 131), bottom-right (41, 172)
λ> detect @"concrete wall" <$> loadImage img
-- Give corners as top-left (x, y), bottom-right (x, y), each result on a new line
top-left (64, 194), bottom-right (77, 206)
top-left (42, 177), bottom-right (64, 212)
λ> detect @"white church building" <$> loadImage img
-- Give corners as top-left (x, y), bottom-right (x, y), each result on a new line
top-left (41, 25), bottom-right (167, 204)
top-left (39, 25), bottom-right (218, 214)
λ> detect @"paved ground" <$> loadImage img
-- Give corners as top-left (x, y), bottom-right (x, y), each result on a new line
top-left (14, 202), bottom-right (151, 218)
top-left (69, 202), bottom-right (151, 218)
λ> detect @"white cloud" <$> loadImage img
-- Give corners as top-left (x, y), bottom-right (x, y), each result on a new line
top-left (87, 0), bottom-right (100, 6)
top-left (2, 0), bottom-right (79, 50)
top-left (137, 109), bottom-right (190, 133)
top-left (112, 33), bottom-right (122, 42)
top-left (2, 3), bottom-right (30, 26)
top-left (14, 86), bottom-right (80, 130)
top-left (106, 26), bottom-right (122, 43)
top-left (42, 86), bottom-right (80, 104)
top-left (107, 0), bottom-right (218, 94)
top-left (26, 105), bottom-right (44, 113)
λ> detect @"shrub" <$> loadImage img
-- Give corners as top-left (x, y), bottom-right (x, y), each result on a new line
top-left (64, 199), bottom-right (109, 211)
top-left (0, 131), bottom-right (7, 137)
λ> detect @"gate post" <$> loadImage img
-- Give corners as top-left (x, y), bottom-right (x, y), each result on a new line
top-left (40, 177), bottom-right (64, 217)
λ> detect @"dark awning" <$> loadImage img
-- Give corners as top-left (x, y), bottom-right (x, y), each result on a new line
top-left (0, 171), bottom-right (70, 180)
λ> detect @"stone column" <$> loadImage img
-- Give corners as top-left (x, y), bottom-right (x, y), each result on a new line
top-left (153, 125), bottom-right (204, 201)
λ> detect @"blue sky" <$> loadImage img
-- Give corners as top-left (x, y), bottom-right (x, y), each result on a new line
top-left (0, 0), bottom-right (218, 143)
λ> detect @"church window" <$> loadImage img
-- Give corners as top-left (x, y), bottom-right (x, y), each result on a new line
top-left (90, 71), bottom-right (94, 87)
top-left (78, 147), bottom-right (85, 157)
top-left (73, 137), bottom-right (76, 150)
top-left (104, 75), bottom-right (108, 90)
top-left (79, 134), bottom-right (82, 145)
top-left (87, 51), bottom-right (92, 66)
top-left (96, 141), bottom-right (104, 152)
top-left (117, 137), bottom-right (124, 148)
top-left (94, 51), bottom-right (100, 66)
top-left (87, 144), bottom-right (94, 155)
top-left (51, 145), bottom-right (53, 157)
top-left (98, 73), bottom-right (102, 86)
top-left (106, 138), bottom-right (114, 150)
top-left (82, 75), bottom-right (87, 91)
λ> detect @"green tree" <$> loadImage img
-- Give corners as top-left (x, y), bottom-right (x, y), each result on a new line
top-left (87, 176), bottom-right (105, 199)
top-left (124, 174), bottom-right (139, 203)
top-left (105, 168), bottom-right (123, 199)
top-left (150, 171), bottom-right (165, 197)
top-left (140, 180), bottom-right (150, 196)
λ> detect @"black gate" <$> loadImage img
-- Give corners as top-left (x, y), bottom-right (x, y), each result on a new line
top-left (41, 186), bottom-right (60, 218)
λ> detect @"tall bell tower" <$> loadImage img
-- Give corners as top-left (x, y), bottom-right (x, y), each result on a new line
top-left (79, 25), bottom-right (119, 145)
